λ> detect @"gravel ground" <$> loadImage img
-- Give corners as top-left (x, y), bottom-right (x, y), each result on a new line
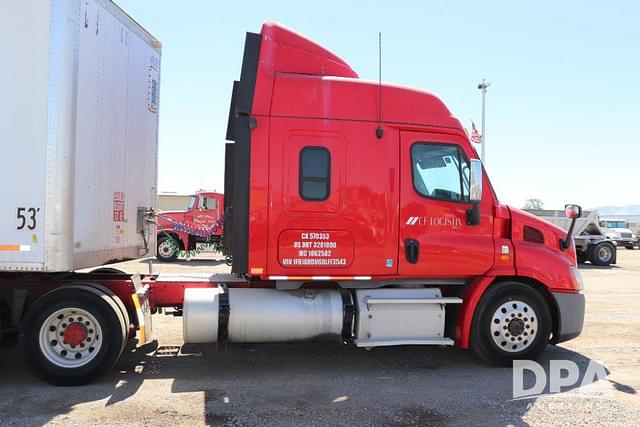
top-left (0, 250), bottom-right (638, 426)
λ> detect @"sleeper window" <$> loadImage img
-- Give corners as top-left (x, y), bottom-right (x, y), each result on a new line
top-left (299, 147), bottom-right (330, 201)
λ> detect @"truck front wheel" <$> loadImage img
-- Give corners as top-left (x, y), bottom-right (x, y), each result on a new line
top-left (471, 282), bottom-right (552, 366)
top-left (20, 288), bottom-right (125, 386)
top-left (157, 235), bottom-right (180, 262)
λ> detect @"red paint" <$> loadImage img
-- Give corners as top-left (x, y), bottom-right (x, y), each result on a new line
top-left (455, 276), bottom-right (495, 348)
top-left (63, 323), bottom-right (87, 347)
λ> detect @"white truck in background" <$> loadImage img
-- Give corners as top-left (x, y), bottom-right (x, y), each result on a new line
top-left (1, 0), bottom-right (160, 341)
top-left (526, 209), bottom-right (617, 266)
top-left (599, 218), bottom-right (638, 250)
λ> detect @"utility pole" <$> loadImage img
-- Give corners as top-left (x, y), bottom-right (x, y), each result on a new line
top-left (477, 79), bottom-right (490, 164)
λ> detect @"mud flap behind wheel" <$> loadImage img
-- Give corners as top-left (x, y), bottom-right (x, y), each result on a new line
top-left (131, 274), bottom-right (153, 344)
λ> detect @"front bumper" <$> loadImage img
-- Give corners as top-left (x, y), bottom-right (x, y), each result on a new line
top-left (611, 237), bottom-right (635, 246)
top-left (552, 291), bottom-right (585, 343)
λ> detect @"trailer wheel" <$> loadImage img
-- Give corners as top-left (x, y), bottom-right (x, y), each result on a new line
top-left (66, 283), bottom-right (131, 354)
top-left (20, 288), bottom-right (125, 386)
top-left (588, 242), bottom-right (615, 266)
top-left (157, 235), bottom-right (179, 262)
top-left (471, 282), bottom-right (552, 366)
top-left (576, 252), bottom-right (587, 264)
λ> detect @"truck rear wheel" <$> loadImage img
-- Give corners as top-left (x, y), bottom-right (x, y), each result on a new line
top-left (471, 282), bottom-right (551, 366)
top-left (588, 242), bottom-right (615, 266)
top-left (20, 288), bottom-right (125, 386)
top-left (157, 235), bottom-right (179, 262)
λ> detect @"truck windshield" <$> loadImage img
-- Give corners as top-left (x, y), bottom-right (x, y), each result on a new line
top-left (187, 196), bottom-right (196, 210)
top-left (602, 221), bottom-right (627, 228)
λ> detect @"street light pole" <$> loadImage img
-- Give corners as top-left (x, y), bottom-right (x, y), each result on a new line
top-left (477, 79), bottom-right (490, 164)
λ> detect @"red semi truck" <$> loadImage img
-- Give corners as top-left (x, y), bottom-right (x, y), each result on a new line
top-left (156, 191), bottom-right (224, 262)
top-left (1, 19), bottom-right (585, 386)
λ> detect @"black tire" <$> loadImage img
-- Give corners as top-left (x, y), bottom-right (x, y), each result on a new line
top-left (624, 245), bottom-right (634, 250)
top-left (67, 283), bottom-right (131, 354)
top-left (588, 242), bottom-right (615, 266)
top-left (576, 252), bottom-right (587, 264)
top-left (471, 282), bottom-right (552, 366)
top-left (156, 235), bottom-right (179, 262)
top-left (20, 288), bottom-right (124, 386)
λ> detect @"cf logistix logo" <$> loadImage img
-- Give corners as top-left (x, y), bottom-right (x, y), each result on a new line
top-left (405, 216), bottom-right (463, 229)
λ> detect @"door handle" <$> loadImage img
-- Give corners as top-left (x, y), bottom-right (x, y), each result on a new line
top-left (405, 239), bottom-right (419, 264)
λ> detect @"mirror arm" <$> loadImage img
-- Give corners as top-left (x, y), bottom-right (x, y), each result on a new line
top-left (560, 217), bottom-right (577, 250)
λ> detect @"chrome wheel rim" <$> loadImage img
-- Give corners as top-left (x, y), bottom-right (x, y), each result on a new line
top-left (158, 239), bottom-right (176, 258)
top-left (39, 308), bottom-right (103, 368)
top-left (490, 300), bottom-right (537, 353)
top-left (597, 245), bottom-right (612, 262)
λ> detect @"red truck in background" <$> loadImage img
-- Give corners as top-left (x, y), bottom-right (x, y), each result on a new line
top-left (156, 191), bottom-right (224, 261)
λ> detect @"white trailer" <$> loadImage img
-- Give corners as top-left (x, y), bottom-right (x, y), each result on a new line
top-left (526, 209), bottom-right (617, 266)
top-left (0, 0), bottom-right (161, 272)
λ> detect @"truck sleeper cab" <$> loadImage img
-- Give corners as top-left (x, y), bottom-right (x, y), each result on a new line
top-left (220, 22), bottom-right (585, 363)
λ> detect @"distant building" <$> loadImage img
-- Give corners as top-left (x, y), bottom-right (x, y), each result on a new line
top-left (157, 192), bottom-right (192, 211)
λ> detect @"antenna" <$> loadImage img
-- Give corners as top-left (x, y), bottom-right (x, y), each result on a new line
top-left (376, 32), bottom-right (384, 139)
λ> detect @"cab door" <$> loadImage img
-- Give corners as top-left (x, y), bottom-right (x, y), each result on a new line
top-left (399, 131), bottom-right (494, 277)
top-left (194, 194), bottom-right (220, 229)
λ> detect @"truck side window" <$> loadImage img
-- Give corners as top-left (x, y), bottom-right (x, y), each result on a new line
top-left (299, 146), bottom-right (330, 201)
top-left (411, 143), bottom-right (470, 202)
top-left (203, 197), bottom-right (217, 210)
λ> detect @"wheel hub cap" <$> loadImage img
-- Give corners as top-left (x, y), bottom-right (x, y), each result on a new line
top-left (507, 318), bottom-right (525, 337)
top-left (63, 322), bottom-right (88, 347)
top-left (490, 300), bottom-right (538, 353)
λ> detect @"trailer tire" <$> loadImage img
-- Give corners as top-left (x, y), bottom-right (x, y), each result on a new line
top-left (470, 282), bottom-right (552, 367)
top-left (157, 235), bottom-right (179, 262)
top-left (20, 288), bottom-right (125, 386)
top-left (588, 242), bottom-right (615, 266)
top-left (66, 283), bottom-right (131, 354)
top-left (576, 252), bottom-right (587, 264)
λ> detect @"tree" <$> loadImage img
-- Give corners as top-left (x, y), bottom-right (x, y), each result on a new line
top-left (523, 198), bottom-right (544, 210)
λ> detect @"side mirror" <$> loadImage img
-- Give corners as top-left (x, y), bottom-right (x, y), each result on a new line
top-left (469, 159), bottom-right (483, 202)
top-left (466, 159), bottom-right (482, 226)
top-left (561, 204), bottom-right (582, 250)
top-left (565, 204), bottom-right (582, 219)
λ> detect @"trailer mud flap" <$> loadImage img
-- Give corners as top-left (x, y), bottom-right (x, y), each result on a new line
top-left (131, 274), bottom-right (153, 344)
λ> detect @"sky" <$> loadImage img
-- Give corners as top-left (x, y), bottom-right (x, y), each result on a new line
top-left (118, 0), bottom-right (639, 210)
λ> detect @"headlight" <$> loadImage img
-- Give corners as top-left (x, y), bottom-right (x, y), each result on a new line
top-left (570, 266), bottom-right (584, 291)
